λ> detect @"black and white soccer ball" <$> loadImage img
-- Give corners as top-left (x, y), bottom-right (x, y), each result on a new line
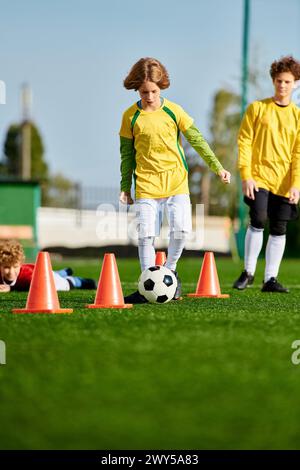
top-left (138, 265), bottom-right (177, 304)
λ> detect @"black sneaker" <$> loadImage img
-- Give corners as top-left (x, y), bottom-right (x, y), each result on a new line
top-left (172, 270), bottom-right (182, 300)
top-left (124, 290), bottom-right (148, 304)
top-left (233, 270), bottom-right (254, 290)
top-left (261, 277), bottom-right (289, 293)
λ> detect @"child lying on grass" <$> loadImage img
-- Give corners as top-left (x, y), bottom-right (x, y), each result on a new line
top-left (0, 239), bottom-right (96, 292)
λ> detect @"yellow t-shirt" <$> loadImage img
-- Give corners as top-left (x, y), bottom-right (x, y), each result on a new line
top-left (238, 98), bottom-right (300, 197)
top-left (119, 98), bottom-right (194, 199)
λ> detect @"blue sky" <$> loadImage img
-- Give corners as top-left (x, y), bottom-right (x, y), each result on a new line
top-left (1, 0), bottom-right (300, 188)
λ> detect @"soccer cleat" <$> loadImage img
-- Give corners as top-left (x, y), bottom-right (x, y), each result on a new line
top-left (66, 276), bottom-right (97, 289)
top-left (261, 277), bottom-right (289, 293)
top-left (124, 290), bottom-right (148, 304)
top-left (233, 270), bottom-right (254, 290)
top-left (172, 270), bottom-right (182, 300)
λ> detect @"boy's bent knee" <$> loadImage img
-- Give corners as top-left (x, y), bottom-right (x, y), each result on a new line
top-left (269, 220), bottom-right (287, 236)
top-left (250, 213), bottom-right (268, 230)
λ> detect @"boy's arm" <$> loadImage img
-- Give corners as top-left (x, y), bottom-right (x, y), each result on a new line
top-left (120, 136), bottom-right (135, 193)
top-left (289, 126), bottom-right (300, 204)
top-left (183, 124), bottom-right (224, 174)
top-left (291, 127), bottom-right (300, 190)
top-left (0, 285), bottom-right (11, 292)
top-left (237, 103), bottom-right (256, 180)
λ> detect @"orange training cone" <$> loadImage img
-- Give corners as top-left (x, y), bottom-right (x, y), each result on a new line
top-left (155, 251), bottom-right (166, 266)
top-left (86, 253), bottom-right (132, 309)
top-left (13, 252), bottom-right (73, 314)
top-left (187, 251), bottom-right (229, 298)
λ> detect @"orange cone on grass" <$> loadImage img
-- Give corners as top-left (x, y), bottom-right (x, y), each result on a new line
top-left (187, 251), bottom-right (229, 298)
top-left (155, 251), bottom-right (166, 266)
top-left (13, 252), bottom-right (73, 314)
top-left (86, 253), bottom-right (132, 309)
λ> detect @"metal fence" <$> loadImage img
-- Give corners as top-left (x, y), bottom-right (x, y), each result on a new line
top-left (43, 184), bottom-right (120, 210)
top-left (80, 185), bottom-right (120, 210)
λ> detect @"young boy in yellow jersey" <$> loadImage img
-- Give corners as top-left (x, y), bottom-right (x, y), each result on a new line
top-left (119, 57), bottom-right (231, 303)
top-left (233, 56), bottom-right (300, 292)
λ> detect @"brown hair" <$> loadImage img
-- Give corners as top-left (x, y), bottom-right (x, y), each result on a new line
top-left (0, 239), bottom-right (25, 266)
top-left (123, 57), bottom-right (170, 91)
top-left (270, 55), bottom-right (300, 80)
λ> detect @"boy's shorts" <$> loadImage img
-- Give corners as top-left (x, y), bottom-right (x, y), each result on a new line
top-left (135, 194), bottom-right (192, 238)
top-left (244, 188), bottom-right (299, 223)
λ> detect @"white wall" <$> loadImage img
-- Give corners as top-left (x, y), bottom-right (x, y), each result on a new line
top-left (38, 207), bottom-right (231, 253)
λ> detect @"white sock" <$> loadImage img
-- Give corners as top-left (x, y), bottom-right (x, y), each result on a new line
top-left (244, 225), bottom-right (264, 275)
top-left (52, 271), bottom-right (70, 291)
top-left (264, 234), bottom-right (286, 282)
top-left (165, 231), bottom-right (186, 271)
top-left (138, 236), bottom-right (155, 272)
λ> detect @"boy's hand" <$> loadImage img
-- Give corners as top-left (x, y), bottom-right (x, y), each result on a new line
top-left (242, 179), bottom-right (259, 200)
top-left (219, 169), bottom-right (231, 184)
top-left (119, 191), bottom-right (134, 205)
top-left (289, 187), bottom-right (300, 204)
top-left (0, 285), bottom-right (11, 292)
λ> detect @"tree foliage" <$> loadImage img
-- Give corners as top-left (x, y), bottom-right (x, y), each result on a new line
top-left (42, 173), bottom-right (78, 208)
top-left (186, 88), bottom-right (241, 216)
top-left (1, 121), bottom-right (76, 207)
top-left (2, 122), bottom-right (48, 180)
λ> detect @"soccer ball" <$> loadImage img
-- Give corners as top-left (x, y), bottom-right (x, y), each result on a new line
top-left (138, 266), bottom-right (177, 304)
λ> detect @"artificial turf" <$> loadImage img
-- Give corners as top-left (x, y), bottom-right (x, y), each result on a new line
top-left (0, 257), bottom-right (300, 450)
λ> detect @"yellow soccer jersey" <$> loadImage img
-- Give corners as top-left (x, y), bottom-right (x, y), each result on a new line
top-left (238, 98), bottom-right (300, 197)
top-left (119, 98), bottom-right (194, 199)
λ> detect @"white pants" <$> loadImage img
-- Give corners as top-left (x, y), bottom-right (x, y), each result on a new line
top-left (135, 194), bottom-right (192, 238)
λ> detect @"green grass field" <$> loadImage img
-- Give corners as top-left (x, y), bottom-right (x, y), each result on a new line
top-left (0, 256), bottom-right (300, 450)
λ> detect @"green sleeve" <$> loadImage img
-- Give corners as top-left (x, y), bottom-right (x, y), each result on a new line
top-left (183, 124), bottom-right (224, 175)
top-left (120, 136), bottom-right (135, 192)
